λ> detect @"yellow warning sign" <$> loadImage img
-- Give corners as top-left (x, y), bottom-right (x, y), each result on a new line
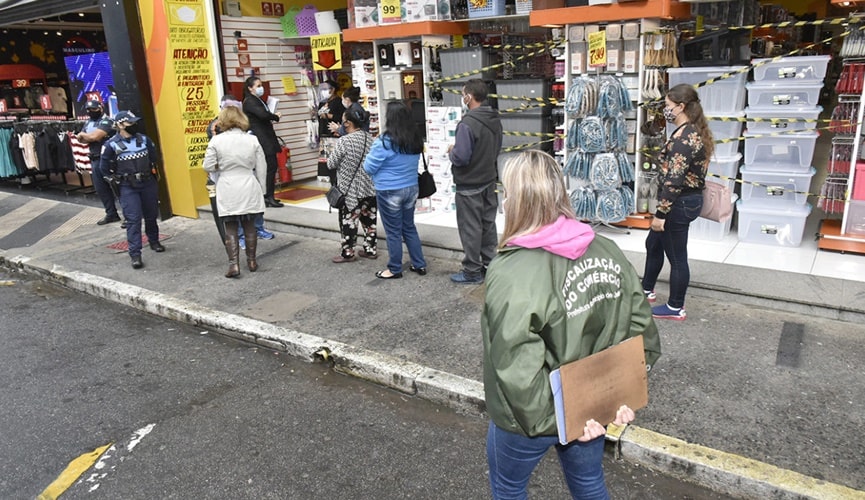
top-left (310, 34), bottom-right (342, 71)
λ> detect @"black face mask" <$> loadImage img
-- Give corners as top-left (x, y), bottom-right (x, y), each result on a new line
top-left (87, 111), bottom-right (102, 120)
top-left (124, 124), bottom-right (140, 135)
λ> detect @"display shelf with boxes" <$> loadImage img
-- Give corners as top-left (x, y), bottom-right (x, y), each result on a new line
top-left (818, 41), bottom-right (865, 252)
top-left (742, 130), bottom-right (819, 173)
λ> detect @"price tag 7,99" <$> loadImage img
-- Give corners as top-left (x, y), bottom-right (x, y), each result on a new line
top-left (380, 0), bottom-right (401, 23)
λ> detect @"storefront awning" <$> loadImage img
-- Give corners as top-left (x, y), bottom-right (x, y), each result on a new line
top-left (0, 0), bottom-right (98, 25)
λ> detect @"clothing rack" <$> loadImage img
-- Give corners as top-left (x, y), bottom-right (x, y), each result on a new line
top-left (7, 119), bottom-right (92, 194)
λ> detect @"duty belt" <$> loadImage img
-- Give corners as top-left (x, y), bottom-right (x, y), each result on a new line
top-left (117, 172), bottom-right (154, 182)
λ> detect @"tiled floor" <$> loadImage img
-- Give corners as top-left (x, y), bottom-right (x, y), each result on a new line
top-left (290, 182), bottom-right (865, 284)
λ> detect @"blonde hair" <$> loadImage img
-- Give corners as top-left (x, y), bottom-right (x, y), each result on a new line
top-left (217, 106), bottom-right (249, 132)
top-left (499, 150), bottom-right (576, 248)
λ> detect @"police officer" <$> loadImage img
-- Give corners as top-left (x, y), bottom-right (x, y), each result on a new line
top-left (100, 111), bottom-right (165, 269)
top-left (76, 100), bottom-right (124, 227)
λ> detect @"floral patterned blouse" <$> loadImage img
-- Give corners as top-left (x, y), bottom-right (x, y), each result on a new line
top-left (655, 123), bottom-right (708, 218)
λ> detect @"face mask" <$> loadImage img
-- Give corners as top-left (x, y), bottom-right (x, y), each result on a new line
top-left (343, 98), bottom-right (351, 108)
top-left (88, 111), bottom-right (102, 120)
top-left (124, 124), bottom-right (140, 135)
top-left (663, 105), bottom-right (679, 123)
top-left (461, 95), bottom-right (470, 113)
top-left (254, 87), bottom-right (264, 97)
top-left (321, 90), bottom-right (331, 100)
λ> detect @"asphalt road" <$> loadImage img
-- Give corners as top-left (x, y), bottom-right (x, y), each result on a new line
top-left (0, 270), bottom-right (732, 499)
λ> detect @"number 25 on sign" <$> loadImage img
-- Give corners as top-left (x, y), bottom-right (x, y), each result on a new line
top-left (588, 30), bottom-right (606, 68)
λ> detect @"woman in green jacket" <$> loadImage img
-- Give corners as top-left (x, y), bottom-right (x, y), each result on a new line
top-left (482, 150), bottom-right (660, 499)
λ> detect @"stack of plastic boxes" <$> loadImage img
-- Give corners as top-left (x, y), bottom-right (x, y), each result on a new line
top-left (739, 55), bottom-right (830, 246)
top-left (667, 66), bottom-right (747, 240)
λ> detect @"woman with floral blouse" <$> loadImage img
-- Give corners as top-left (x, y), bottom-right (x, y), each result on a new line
top-left (642, 84), bottom-right (714, 321)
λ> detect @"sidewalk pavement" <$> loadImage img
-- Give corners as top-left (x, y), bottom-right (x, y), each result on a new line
top-left (1, 190), bottom-right (864, 499)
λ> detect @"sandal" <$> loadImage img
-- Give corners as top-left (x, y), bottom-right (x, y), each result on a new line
top-left (375, 270), bottom-right (403, 279)
top-left (358, 249), bottom-right (378, 259)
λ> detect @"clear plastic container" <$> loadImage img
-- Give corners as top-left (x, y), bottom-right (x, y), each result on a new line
top-left (750, 55), bottom-right (831, 82)
top-left (708, 111), bottom-right (745, 157)
top-left (846, 200), bottom-right (865, 236)
top-left (746, 82), bottom-right (823, 108)
top-left (736, 201), bottom-right (811, 247)
top-left (708, 153), bottom-right (741, 179)
top-left (743, 130), bottom-right (818, 172)
top-left (667, 66), bottom-right (748, 113)
top-left (745, 106), bottom-right (822, 134)
top-left (739, 166), bottom-right (815, 206)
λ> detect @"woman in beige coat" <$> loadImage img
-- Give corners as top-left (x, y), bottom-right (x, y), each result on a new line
top-left (203, 106), bottom-right (267, 278)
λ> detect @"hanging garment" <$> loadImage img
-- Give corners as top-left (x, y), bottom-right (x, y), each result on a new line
top-left (19, 132), bottom-right (39, 171)
top-left (55, 132), bottom-right (75, 173)
top-left (68, 132), bottom-right (92, 173)
top-left (0, 128), bottom-right (16, 177)
top-left (34, 128), bottom-right (60, 173)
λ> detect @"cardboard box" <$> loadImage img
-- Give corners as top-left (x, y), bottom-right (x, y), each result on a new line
top-left (354, 6), bottom-right (378, 26)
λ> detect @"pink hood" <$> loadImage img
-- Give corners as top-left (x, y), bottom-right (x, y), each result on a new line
top-left (506, 215), bottom-right (595, 260)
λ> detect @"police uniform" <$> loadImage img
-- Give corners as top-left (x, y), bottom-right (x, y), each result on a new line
top-left (82, 108), bottom-right (118, 221)
top-left (100, 113), bottom-right (163, 267)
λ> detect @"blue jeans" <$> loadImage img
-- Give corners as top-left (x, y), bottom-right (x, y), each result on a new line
top-left (487, 422), bottom-right (609, 500)
top-left (237, 213), bottom-right (265, 237)
top-left (118, 179), bottom-right (159, 257)
top-left (376, 185), bottom-right (426, 274)
top-left (642, 193), bottom-right (703, 309)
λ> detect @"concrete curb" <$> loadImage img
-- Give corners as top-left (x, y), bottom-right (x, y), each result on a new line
top-left (2, 253), bottom-right (861, 499)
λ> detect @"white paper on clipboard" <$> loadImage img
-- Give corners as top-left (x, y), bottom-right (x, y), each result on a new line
top-left (266, 96), bottom-right (279, 114)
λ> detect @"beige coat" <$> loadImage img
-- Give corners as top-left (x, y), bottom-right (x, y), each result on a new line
top-left (203, 129), bottom-right (267, 216)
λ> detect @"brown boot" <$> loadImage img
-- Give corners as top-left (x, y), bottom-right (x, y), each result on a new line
top-left (223, 221), bottom-right (240, 278)
top-left (242, 217), bottom-right (258, 272)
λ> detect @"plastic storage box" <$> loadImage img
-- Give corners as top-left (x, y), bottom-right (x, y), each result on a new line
top-left (439, 47), bottom-right (494, 82)
top-left (467, 0), bottom-right (506, 18)
top-left (739, 166), bottom-right (815, 206)
top-left (745, 106), bottom-right (822, 134)
top-left (667, 66), bottom-right (748, 113)
top-left (846, 200), bottom-right (865, 236)
top-left (495, 79), bottom-right (550, 116)
top-left (854, 162), bottom-right (865, 201)
top-left (743, 130), bottom-right (818, 172)
top-left (736, 201), bottom-right (812, 247)
top-left (751, 55), bottom-right (831, 83)
top-left (690, 193), bottom-right (737, 241)
top-left (708, 111), bottom-right (745, 157)
top-left (746, 82), bottom-right (823, 108)
top-left (708, 153), bottom-right (741, 179)
top-left (500, 115), bottom-right (552, 151)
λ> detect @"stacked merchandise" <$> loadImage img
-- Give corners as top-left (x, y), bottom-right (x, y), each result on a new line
top-left (351, 59), bottom-right (380, 136)
top-left (423, 106), bottom-right (462, 213)
top-left (740, 55), bottom-right (830, 247)
top-left (667, 66), bottom-right (748, 240)
top-left (563, 75), bottom-right (635, 224)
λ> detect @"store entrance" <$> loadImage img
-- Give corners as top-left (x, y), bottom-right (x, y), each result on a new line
top-left (0, 6), bottom-right (114, 196)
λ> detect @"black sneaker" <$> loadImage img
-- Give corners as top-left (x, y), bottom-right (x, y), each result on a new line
top-left (131, 256), bottom-right (144, 269)
top-left (121, 219), bottom-right (128, 229)
top-left (97, 214), bottom-right (121, 225)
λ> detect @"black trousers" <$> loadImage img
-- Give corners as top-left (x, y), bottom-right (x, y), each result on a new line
top-left (264, 151), bottom-right (278, 198)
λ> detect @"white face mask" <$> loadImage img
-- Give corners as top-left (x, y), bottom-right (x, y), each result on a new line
top-left (343, 98), bottom-right (351, 108)
top-left (321, 90), bottom-right (331, 100)
top-left (461, 95), bottom-right (470, 113)
top-left (254, 87), bottom-right (265, 97)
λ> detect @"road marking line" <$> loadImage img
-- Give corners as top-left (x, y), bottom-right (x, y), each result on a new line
top-left (40, 209), bottom-right (104, 242)
top-left (81, 423), bottom-right (156, 493)
top-left (0, 198), bottom-right (58, 239)
top-left (36, 443), bottom-right (112, 500)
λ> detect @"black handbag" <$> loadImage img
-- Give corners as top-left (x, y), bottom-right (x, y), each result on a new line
top-left (418, 154), bottom-right (436, 199)
top-left (326, 185), bottom-right (346, 209)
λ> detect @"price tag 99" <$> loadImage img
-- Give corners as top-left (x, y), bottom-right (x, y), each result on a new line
top-left (380, 0), bottom-right (401, 23)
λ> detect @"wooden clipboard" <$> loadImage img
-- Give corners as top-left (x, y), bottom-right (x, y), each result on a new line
top-left (552, 335), bottom-right (648, 444)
